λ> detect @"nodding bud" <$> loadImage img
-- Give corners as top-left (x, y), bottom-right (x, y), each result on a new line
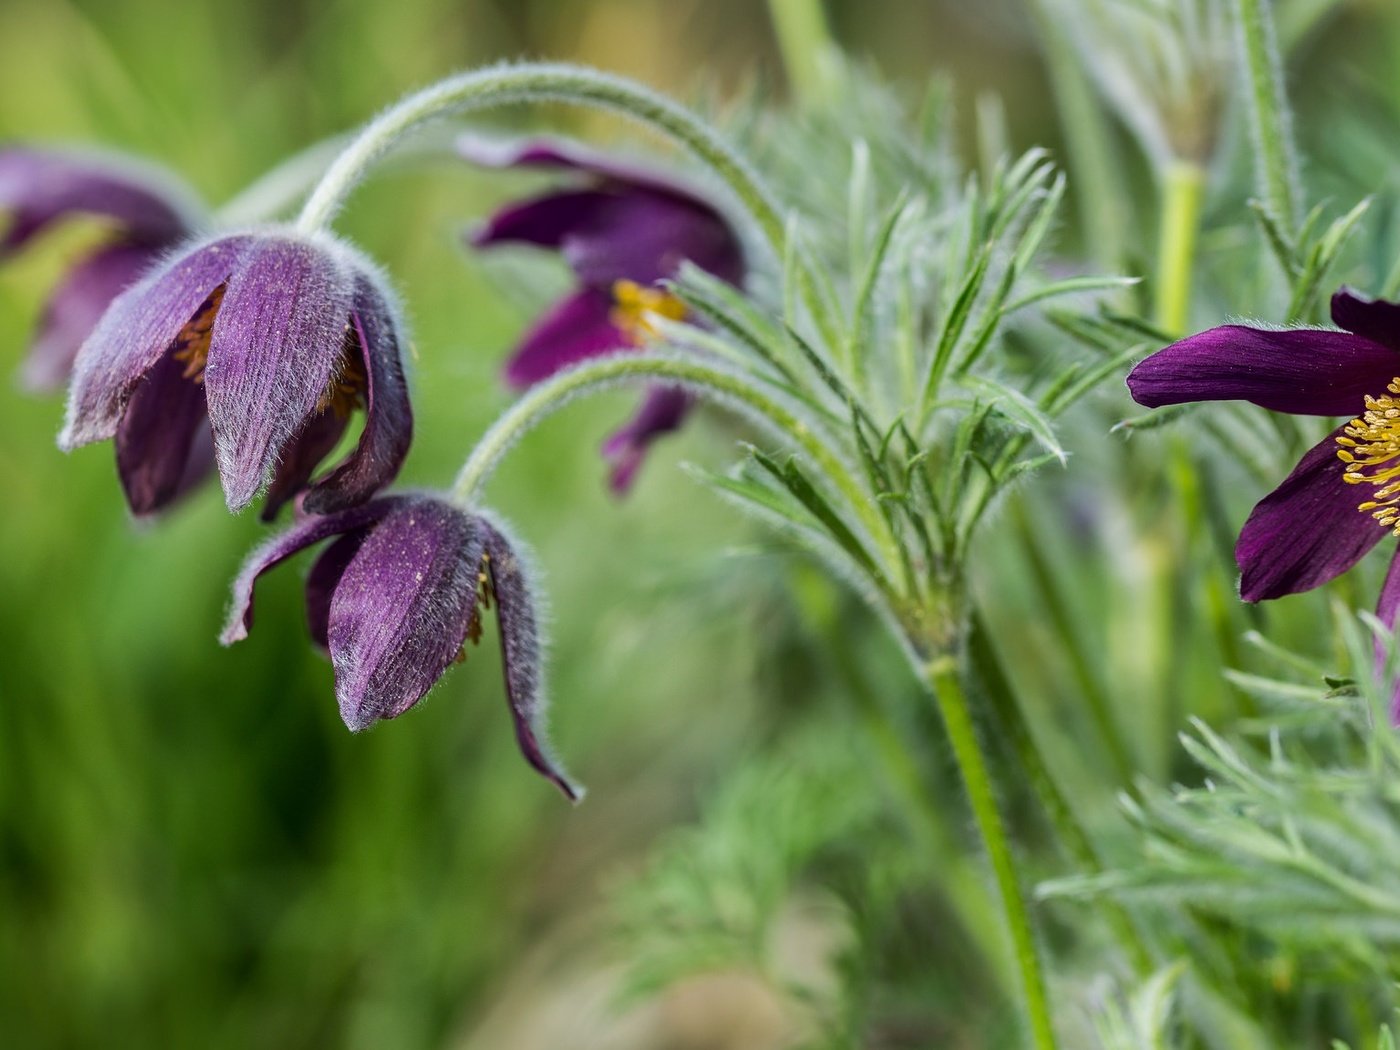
top-left (60, 227), bottom-right (412, 519)
top-left (222, 494), bottom-right (582, 802)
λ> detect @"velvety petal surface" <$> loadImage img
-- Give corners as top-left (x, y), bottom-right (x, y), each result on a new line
top-left (460, 134), bottom-right (701, 199)
top-left (203, 234), bottom-right (354, 511)
top-left (60, 234), bottom-right (248, 449)
top-left (326, 498), bottom-right (484, 731)
top-left (503, 288), bottom-right (627, 388)
top-left (1126, 325), bottom-right (1400, 416)
top-left (260, 410), bottom-right (349, 522)
top-left (0, 147), bottom-right (194, 253)
top-left (482, 520), bottom-right (580, 801)
top-left (1331, 288), bottom-right (1400, 352)
top-left (22, 241), bottom-right (160, 392)
top-left (602, 385), bottom-right (691, 493)
top-left (221, 497), bottom-right (402, 644)
top-left (470, 188), bottom-right (621, 251)
top-left (1236, 425), bottom-right (1388, 600)
top-left (301, 273), bottom-right (413, 515)
top-left (306, 531), bottom-right (369, 652)
top-left (1376, 549), bottom-right (1400, 725)
top-left (114, 345), bottom-right (211, 516)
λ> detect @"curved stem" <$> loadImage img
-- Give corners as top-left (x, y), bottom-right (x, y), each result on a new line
top-left (450, 350), bottom-right (902, 583)
top-left (294, 62), bottom-right (785, 253)
top-left (923, 654), bottom-right (1059, 1050)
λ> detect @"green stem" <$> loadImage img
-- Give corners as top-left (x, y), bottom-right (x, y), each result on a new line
top-left (1233, 0), bottom-right (1301, 234)
top-left (1024, 0), bottom-right (1127, 269)
top-left (450, 350), bottom-right (903, 584)
top-left (923, 655), bottom-right (1059, 1050)
top-left (1154, 160), bottom-right (1204, 336)
top-left (967, 610), bottom-right (1155, 976)
top-left (766, 0), bottom-right (836, 107)
top-left (294, 62), bottom-right (786, 254)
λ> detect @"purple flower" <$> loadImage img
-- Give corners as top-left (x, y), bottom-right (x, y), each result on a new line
top-left (221, 494), bottom-right (580, 801)
top-left (58, 229), bottom-right (412, 519)
top-left (1127, 288), bottom-right (1400, 718)
top-left (0, 146), bottom-right (203, 391)
top-left (462, 135), bottom-right (745, 492)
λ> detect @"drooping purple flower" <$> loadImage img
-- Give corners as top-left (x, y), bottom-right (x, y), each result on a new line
top-left (1126, 287), bottom-right (1400, 719)
top-left (0, 146), bottom-right (204, 391)
top-left (462, 135), bottom-right (745, 492)
top-left (59, 229), bottom-right (412, 519)
top-left (221, 493), bottom-right (580, 801)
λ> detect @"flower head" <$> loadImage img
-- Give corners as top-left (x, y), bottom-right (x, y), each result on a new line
top-left (0, 146), bottom-right (203, 391)
top-left (462, 135), bottom-right (744, 491)
top-left (222, 494), bottom-right (579, 801)
top-left (1127, 288), bottom-right (1400, 717)
top-left (59, 228), bottom-right (412, 518)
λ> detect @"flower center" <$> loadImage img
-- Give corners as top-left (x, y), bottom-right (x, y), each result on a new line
top-left (610, 279), bottom-right (686, 344)
top-left (1337, 376), bottom-right (1400, 534)
top-left (170, 285), bottom-right (226, 383)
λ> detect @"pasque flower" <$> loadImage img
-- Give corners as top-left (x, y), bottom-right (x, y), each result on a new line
top-left (59, 229), bottom-right (412, 518)
top-left (222, 493), bottom-right (579, 801)
top-left (1127, 288), bottom-right (1400, 717)
top-left (0, 146), bottom-right (203, 392)
top-left (462, 135), bottom-right (745, 491)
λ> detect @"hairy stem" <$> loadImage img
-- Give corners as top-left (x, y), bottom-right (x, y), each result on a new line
top-left (1233, 0), bottom-right (1301, 234)
top-left (294, 62), bottom-right (786, 253)
top-left (923, 654), bottom-right (1059, 1050)
top-left (450, 350), bottom-right (903, 585)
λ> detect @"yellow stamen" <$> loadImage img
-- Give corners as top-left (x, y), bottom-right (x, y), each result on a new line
top-left (170, 285), bottom-right (226, 383)
top-left (610, 278), bottom-right (686, 344)
top-left (1337, 376), bottom-right (1400, 534)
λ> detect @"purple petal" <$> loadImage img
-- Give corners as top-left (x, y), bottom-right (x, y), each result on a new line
top-left (460, 134), bottom-right (705, 199)
top-left (60, 234), bottom-right (248, 449)
top-left (306, 531), bottom-right (368, 653)
top-left (481, 519), bottom-right (581, 802)
top-left (203, 234), bottom-right (354, 511)
top-left (0, 147), bottom-right (196, 253)
top-left (114, 345), bottom-right (211, 516)
top-left (470, 188), bottom-right (620, 251)
top-left (1236, 425), bottom-right (1388, 600)
top-left (1331, 288), bottom-right (1400, 352)
top-left (602, 385), bottom-right (692, 493)
top-left (1126, 325), bottom-right (1400, 416)
top-left (260, 410), bottom-right (349, 522)
top-left (1376, 549), bottom-right (1400, 726)
top-left (302, 273), bottom-right (413, 515)
top-left (21, 242), bottom-right (162, 392)
top-left (220, 497), bottom-right (402, 645)
top-left (327, 499), bottom-right (484, 730)
top-left (504, 288), bottom-right (628, 388)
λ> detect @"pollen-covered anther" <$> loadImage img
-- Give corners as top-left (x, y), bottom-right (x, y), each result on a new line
top-left (1336, 377), bottom-right (1400, 534)
top-left (170, 284), bottom-right (226, 384)
top-left (314, 341), bottom-right (367, 418)
top-left (609, 278), bottom-right (686, 343)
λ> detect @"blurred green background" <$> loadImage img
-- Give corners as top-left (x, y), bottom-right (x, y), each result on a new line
top-left (7, 0), bottom-right (1400, 1047)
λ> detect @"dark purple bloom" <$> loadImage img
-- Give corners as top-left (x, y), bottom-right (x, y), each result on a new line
top-left (462, 135), bottom-right (744, 492)
top-left (0, 146), bottom-right (203, 391)
top-left (222, 494), bottom-right (580, 801)
top-left (1127, 288), bottom-right (1400, 718)
top-left (59, 229), bottom-right (412, 519)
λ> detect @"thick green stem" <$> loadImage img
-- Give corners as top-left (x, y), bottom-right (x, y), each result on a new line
top-left (967, 610), bottom-right (1154, 976)
top-left (1154, 160), bottom-right (1204, 336)
top-left (1233, 0), bottom-right (1301, 234)
top-left (766, 0), bottom-right (836, 107)
top-left (294, 62), bottom-right (786, 254)
top-left (450, 350), bottom-right (903, 584)
top-left (924, 655), bottom-right (1059, 1050)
